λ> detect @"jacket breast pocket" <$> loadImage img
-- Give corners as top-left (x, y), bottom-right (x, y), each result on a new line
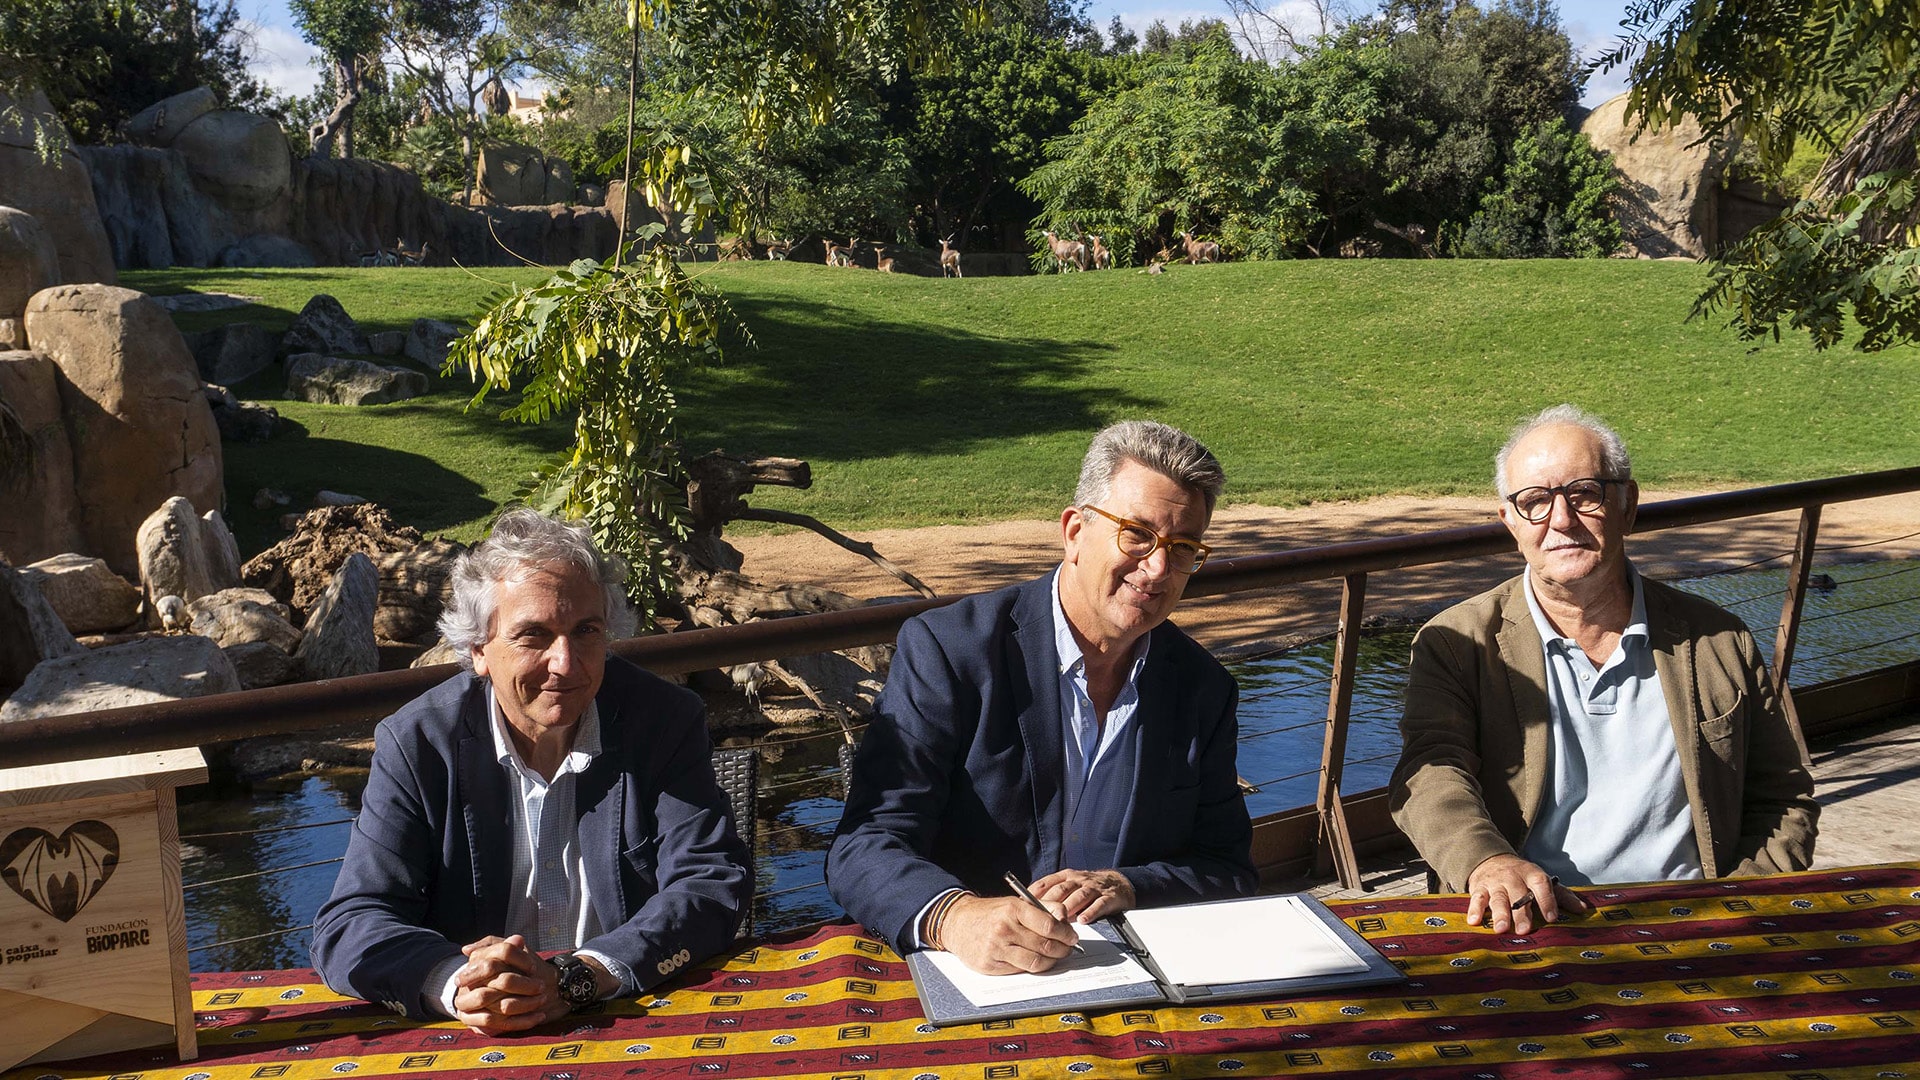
top-left (1698, 692), bottom-right (1742, 752)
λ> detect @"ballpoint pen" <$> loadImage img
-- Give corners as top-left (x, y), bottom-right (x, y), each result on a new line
top-left (1003, 872), bottom-right (1085, 954)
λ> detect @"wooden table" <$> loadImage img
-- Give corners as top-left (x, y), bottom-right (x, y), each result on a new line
top-left (9, 864), bottom-right (1920, 1079)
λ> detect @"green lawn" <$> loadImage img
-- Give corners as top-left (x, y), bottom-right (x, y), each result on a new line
top-left (126, 260), bottom-right (1920, 553)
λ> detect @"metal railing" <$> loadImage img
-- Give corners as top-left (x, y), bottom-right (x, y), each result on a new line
top-left (7, 467), bottom-right (1920, 902)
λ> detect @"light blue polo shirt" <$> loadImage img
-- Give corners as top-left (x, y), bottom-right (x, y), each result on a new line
top-left (1519, 565), bottom-right (1703, 885)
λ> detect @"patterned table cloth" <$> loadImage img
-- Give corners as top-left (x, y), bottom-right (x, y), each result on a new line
top-left (11, 865), bottom-right (1920, 1080)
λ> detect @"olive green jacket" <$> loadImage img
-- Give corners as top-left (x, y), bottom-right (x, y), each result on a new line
top-left (1389, 573), bottom-right (1818, 892)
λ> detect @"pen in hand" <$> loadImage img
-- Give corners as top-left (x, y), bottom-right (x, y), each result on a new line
top-left (1003, 872), bottom-right (1085, 954)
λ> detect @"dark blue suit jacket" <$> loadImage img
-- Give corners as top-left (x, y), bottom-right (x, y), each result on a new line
top-left (310, 657), bottom-right (751, 1018)
top-left (826, 574), bottom-right (1255, 954)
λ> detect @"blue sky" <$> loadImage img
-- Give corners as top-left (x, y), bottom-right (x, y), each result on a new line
top-left (237, 0), bottom-right (1635, 107)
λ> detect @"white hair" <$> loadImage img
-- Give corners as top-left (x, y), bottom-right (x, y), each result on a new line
top-left (1494, 404), bottom-right (1633, 497)
top-left (437, 508), bottom-right (636, 670)
top-left (1073, 420), bottom-right (1226, 515)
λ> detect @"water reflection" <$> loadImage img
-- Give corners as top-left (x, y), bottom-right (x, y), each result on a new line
top-left (179, 559), bottom-right (1920, 970)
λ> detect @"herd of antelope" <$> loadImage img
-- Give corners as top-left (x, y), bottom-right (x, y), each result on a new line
top-left (1043, 229), bottom-right (1221, 272)
top-left (750, 228), bottom-right (1227, 277)
top-left (356, 238), bottom-right (433, 267)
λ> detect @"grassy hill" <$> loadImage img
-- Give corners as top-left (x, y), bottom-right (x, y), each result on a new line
top-left (126, 260), bottom-right (1920, 553)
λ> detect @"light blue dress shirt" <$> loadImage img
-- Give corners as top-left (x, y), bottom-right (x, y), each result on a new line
top-left (1050, 569), bottom-right (1147, 874)
top-left (1519, 564), bottom-right (1703, 885)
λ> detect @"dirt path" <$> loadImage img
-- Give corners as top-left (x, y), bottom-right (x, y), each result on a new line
top-left (728, 488), bottom-right (1920, 656)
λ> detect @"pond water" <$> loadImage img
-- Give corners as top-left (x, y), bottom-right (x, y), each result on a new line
top-left (178, 559), bottom-right (1920, 971)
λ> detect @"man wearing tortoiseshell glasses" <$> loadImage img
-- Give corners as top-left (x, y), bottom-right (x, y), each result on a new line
top-left (828, 420), bottom-right (1256, 975)
top-left (1391, 405), bottom-right (1817, 938)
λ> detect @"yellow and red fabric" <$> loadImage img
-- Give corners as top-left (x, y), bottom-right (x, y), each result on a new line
top-left (12, 864), bottom-right (1920, 1079)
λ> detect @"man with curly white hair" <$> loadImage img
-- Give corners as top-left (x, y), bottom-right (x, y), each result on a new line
top-left (313, 508), bottom-right (749, 1033)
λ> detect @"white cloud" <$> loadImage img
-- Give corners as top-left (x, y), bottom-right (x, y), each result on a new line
top-left (241, 21), bottom-right (323, 99)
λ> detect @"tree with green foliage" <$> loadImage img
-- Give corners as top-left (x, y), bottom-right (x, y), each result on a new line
top-left (1020, 29), bottom-right (1394, 262)
top-left (1452, 117), bottom-right (1620, 257)
top-left (289, 0), bottom-right (387, 158)
top-left (892, 22), bottom-right (1091, 247)
top-left (0, 0), bottom-right (270, 145)
top-left (1606, 0), bottom-right (1920, 351)
top-left (447, 0), bottom-right (984, 621)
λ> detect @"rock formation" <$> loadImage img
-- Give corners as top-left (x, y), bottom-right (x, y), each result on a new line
top-left (285, 353), bottom-right (429, 405)
top-left (135, 496), bottom-right (242, 611)
top-left (23, 285), bottom-right (224, 575)
top-left (0, 634), bottom-right (241, 722)
top-left (293, 551), bottom-right (379, 680)
top-left (242, 503), bottom-right (465, 640)
top-left (18, 553), bottom-right (142, 634)
top-left (0, 88), bottom-right (117, 284)
top-left (280, 294), bottom-right (370, 356)
top-left (183, 321), bottom-right (276, 385)
top-left (1579, 92), bottom-right (1790, 258)
top-left (0, 206), bottom-right (59, 348)
top-left (186, 586), bottom-right (302, 652)
top-left (0, 560), bottom-right (84, 689)
top-left (0, 349), bottom-right (83, 561)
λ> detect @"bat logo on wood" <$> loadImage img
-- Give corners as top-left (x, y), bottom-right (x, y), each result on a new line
top-left (1, 821), bottom-right (120, 921)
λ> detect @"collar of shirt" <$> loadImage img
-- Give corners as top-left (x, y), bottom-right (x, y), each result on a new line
top-left (484, 683), bottom-right (603, 783)
top-left (1049, 567), bottom-right (1152, 683)
top-left (1521, 561), bottom-right (1650, 664)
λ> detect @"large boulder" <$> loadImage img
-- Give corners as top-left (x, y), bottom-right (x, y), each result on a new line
top-left (1577, 92), bottom-right (1785, 258)
top-left (279, 293), bottom-right (368, 356)
top-left (0, 206), bottom-right (59, 348)
top-left (78, 143), bottom-right (225, 270)
top-left (285, 353), bottom-right (428, 405)
top-left (0, 350), bottom-right (82, 563)
top-left (373, 539), bottom-right (463, 642)
top-left (183, 321), bottom-right (275, 385)
top-left (404, 318), bottom-right (461, 367)
top-left (186, 586), bottom-right (301, 651)
top-left (477, 144), bottom-right (549, 207)
top-left (203, 382), bottom-right (280, 442)
top-left (224, 639), bottom-right (297, 689)
top-left (293, 551), bottom-right (379, 680)
top-left (18, 553), bottom-right (141, 634)
top-left (127, 87), bottom-right (219, 149)
top-left (24, 285), bottom-right (223, 574)
top-left (0, 634), bottom-right (240, 722)
top-left (135, 496), bottom-right (241, 610)
top-left (0, 87), bottom-right (117, 285)
top-left (172, 110), bottom-right (292, 215)
top-left (0, 560), bottom-right (84, 689)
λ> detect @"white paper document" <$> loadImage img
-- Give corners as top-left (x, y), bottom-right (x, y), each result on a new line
top-left (1120, 894), bottom-right (1371, 986)
top-left (920, 923), bottom-right (1157, 1008)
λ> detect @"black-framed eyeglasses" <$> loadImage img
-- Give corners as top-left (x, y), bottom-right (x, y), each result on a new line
top-left (1080, 505), bottom-right (1212, 573)
top-left (1505, 477), bottom-right (1627, 524)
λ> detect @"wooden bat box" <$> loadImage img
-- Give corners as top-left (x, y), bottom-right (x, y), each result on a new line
top-left (0, 748), bottom-right (207, 1069)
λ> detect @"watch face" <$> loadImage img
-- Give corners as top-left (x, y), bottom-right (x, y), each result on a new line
top-left (553, 956), bottom-right (597, 1006)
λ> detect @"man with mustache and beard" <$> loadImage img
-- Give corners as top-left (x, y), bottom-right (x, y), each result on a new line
top-left (1391, 406), bottom-right (1818, 936)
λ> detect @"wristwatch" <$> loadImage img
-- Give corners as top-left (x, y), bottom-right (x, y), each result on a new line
top-left (548, 952), bottom-right (599, 1010)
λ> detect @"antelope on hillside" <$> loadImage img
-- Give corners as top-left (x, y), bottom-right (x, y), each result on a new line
top-left (1043, 230), bottom-right (1087, 272)
top-left (938, 236), bottom-right (961, 278)
top-left (1087, 233), bottom-right (1113, 270)
top-left (765, 238), bottom-right (792, 260)
top-left (875, 245), bottom-right (896, 273)
top-left (1179, 231), bottom-right (1222, 264)
top-left (824, 238), bottom-right (854, 267)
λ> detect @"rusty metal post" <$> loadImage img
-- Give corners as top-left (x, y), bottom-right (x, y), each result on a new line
top-left (1314, 572), bottom-right (1367, 890)
top-left (1772, 505), bottom-right (1822, 739)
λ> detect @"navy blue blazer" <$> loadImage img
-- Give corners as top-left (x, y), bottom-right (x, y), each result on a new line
top-left (826, 574), bottom-right (1256, 954)
top-left (310, 657), bottom-right (751, 1018)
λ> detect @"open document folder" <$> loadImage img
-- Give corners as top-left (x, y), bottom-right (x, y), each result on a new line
top-left (906, 893), bottom-right (1405, 1026)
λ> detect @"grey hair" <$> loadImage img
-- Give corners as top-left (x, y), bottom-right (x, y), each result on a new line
top-left (1073, 420), bottom-right (1226, 516)
top-left (1494, 404), bottom-right (1633, 497)
top-left (437, 507), bottom-right (637, 670)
